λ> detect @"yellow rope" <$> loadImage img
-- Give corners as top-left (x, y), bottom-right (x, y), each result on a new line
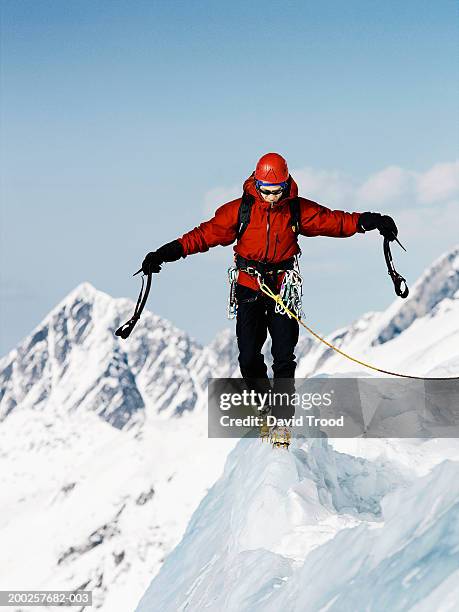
top-left (257, 280), bottom-right (458, 381)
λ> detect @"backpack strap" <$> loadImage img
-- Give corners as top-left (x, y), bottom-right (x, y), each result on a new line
top-left (236, 192), bottom-right (254, 240)
top-left (289, 197), bottom-right (300, 234)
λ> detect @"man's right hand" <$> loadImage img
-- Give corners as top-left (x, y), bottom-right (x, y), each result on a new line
top-left (141, 251), bottom-right (162, 275)
top-left (141, 240), bottom-right (184, 275)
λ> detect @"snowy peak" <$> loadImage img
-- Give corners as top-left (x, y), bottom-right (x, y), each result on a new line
top-left (0, 282), bottom-right (213, 426)
top-left (373, 244), bottom-right (459, 345)
top-left (0, 282), bottom-right (141, 425)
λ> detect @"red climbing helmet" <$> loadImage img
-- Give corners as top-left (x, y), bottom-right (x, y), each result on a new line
top-left (254, 152), bottom-right (289, 184)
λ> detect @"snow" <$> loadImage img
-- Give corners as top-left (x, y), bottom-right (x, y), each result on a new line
top-left (135, 439), bottom-right (459, 612)
top-left (0, 282), bottom-right (236, 610)
top-left (1, 244), bottom-right (459, 611)
top-left (0, 403), bottom-right (235, 610)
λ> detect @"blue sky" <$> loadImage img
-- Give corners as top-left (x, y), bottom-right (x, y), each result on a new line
top-left (1, 0), bottom-right (458, 355)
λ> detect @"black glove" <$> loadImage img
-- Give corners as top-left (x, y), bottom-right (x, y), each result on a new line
top-left (358, 212), bottom-right (398, 241)
top-left (142, 252), bottom-right (162, 275)
top-left (141, 240), bottom-right (184, 275)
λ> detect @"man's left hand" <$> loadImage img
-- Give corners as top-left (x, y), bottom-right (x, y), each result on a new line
top-left (377, 215), bottom-right (398, 240)
top-left (359, 212), bottom-right (398, 241)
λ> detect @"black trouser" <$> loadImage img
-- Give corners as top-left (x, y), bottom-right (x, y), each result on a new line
top-left (235, 283), bottom-right (299, 419)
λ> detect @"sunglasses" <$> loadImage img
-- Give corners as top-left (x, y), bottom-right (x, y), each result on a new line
top-left (258, 187), bottom-right (284, 196)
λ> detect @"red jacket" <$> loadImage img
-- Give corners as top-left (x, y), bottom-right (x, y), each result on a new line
top-left (178, 175), bottom-right (363, 290)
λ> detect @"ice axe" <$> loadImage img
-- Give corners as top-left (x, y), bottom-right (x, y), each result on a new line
top-left (383, 233), bottom-right (409, 298)
top-left (115, 268), bottom-right (152, 339)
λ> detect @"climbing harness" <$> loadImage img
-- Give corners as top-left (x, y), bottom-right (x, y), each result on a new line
top-left (227, 254), bottom-right (303, 320)
top-left (115, 267), bottom-right (151, 339)
top-left (235, 254), bottom-right (296, 276)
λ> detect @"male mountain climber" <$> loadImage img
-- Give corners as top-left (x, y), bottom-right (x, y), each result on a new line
top-left (141, 153), bottom-right (398, 446)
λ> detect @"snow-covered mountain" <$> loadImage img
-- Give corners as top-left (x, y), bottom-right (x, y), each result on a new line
top-left (0, 283), bottom-right (235, 610)
top-left (1, 244), bottom-right (458, 612)
top-left (0, 282), bottom-right (215, 426)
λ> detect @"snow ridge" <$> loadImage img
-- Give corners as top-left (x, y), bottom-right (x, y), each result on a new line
top-left (135, 439), bottom-right (459, 612)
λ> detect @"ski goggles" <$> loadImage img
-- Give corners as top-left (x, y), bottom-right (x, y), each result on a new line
top-left (256, 180), bottom-right (288, 196)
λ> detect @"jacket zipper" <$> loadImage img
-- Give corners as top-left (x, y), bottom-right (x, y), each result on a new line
top-left (264, 205), bottom-right (272, 262)
top-left (273, 233), bottom-right (279, 260)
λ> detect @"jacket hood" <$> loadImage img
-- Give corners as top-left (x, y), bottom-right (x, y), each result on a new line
top-left (242, 173), bottom-right (299, 206)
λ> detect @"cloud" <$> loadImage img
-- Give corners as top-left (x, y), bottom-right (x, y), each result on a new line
top-left (356, 166), bottom-right (416, 207)
top-left (353, 161), bottom-right (459, 209)
top-left (396, 198), bottom-right (458, 236)
top-left (292, 167), bottom-right (356, 207)
top-left (416, 161), bottom-right (459, 204)
top-left (203, 184), bottom-right (240, 216)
